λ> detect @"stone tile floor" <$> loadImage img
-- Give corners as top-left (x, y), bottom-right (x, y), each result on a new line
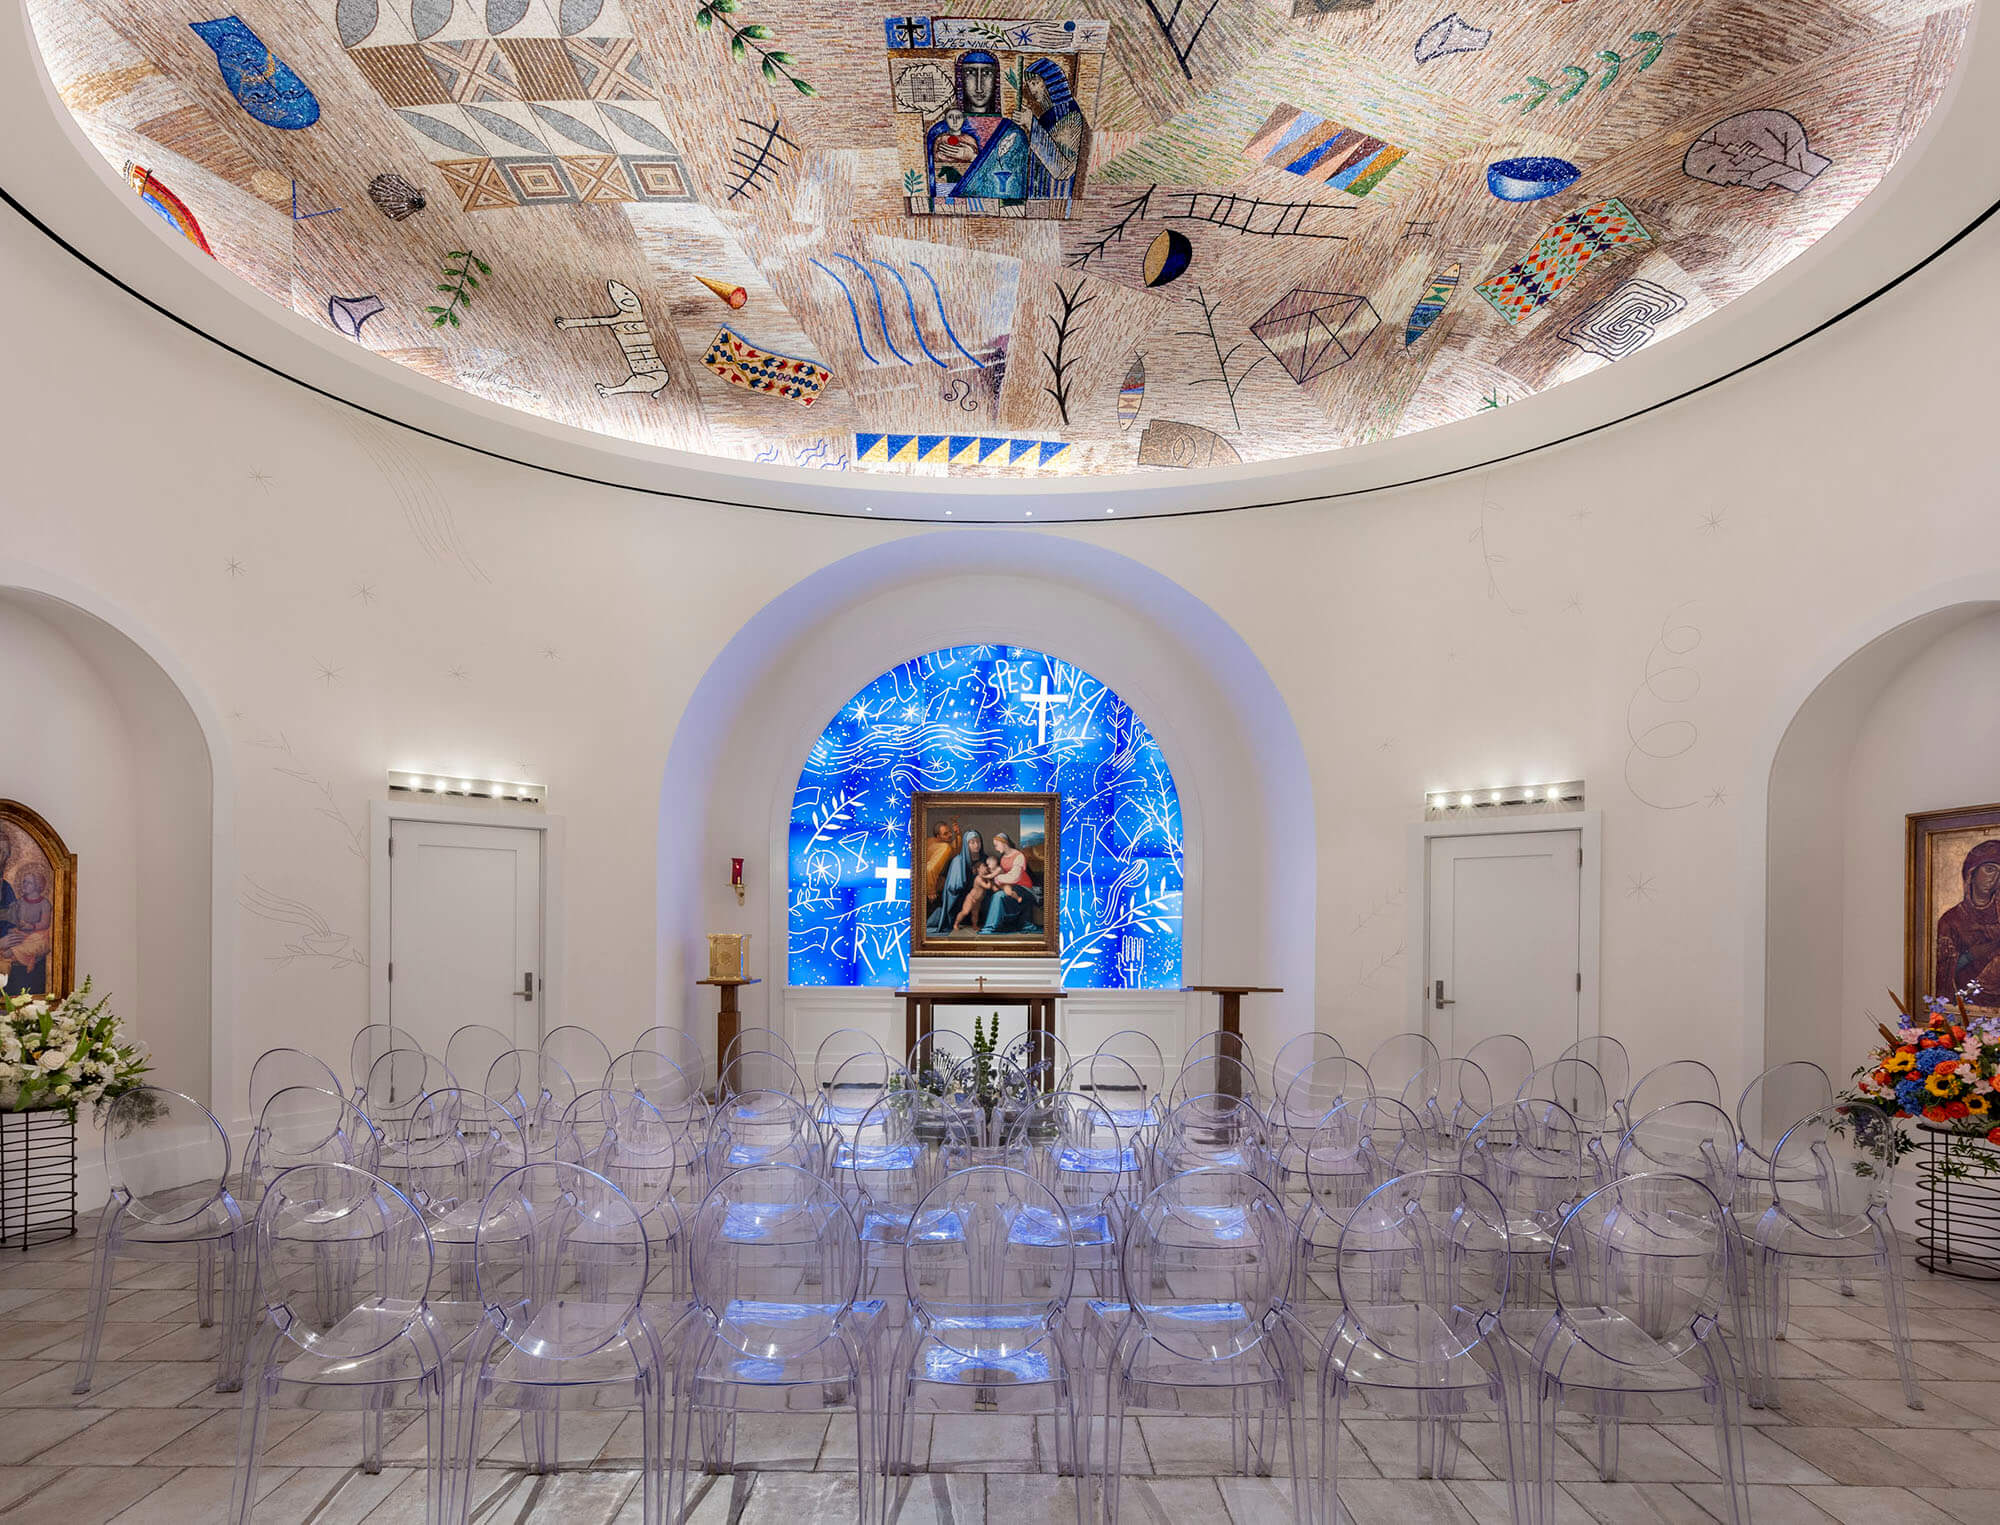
top-left (2, 1215), bottom-right (1999, 1523)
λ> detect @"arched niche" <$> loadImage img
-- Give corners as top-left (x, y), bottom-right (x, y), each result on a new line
top-left (1756, 580), bottom-right (2000, 1099)
top-left (0, 571), bottom-right (231, 1120)
top-left (658, 532), bottom-right (1314, 1072)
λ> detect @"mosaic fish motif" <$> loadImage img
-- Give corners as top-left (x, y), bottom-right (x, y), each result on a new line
top-left (1119, 355), bottom-right (1145, 430)
top-left (1404, 264), bottom-right (1459, 345)
top-left (702, 326), bottom-right (834, 405)
top-left (189, 17), bottom-right (320, 130)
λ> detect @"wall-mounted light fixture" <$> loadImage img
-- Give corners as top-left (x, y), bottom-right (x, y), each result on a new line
top-left (1424, 780), bottom-right (1585, 820)
top-left (388, 770), bottom-right (546, 804)
top-left (730, 857), bottom-right (745, 906)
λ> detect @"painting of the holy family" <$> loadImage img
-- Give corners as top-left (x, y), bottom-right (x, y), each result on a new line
top-left (0, 802), bottom-right (75, 999)
top-left (910, 791), bottom-right (1060, 959)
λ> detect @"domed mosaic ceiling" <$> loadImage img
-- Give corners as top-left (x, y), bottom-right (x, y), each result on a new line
top-left (27, 0), bottom-right (1969, 480)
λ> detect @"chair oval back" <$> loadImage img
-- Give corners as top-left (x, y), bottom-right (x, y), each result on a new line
top-left (101, 1086), bottom-right (233, 1226)
top-left (1095, 1029), bottom-right (1167, 1099)
top-left (1302, 1095), bottom-right (1425, 1218)
top-left (905, 1165), bottom-right (1075, 1359)
top-left (835, 1095), bottom-right (923, 1223)
top-left (1736, 1060), bottom-right (1835, 1164)
top-left (485, 1048), bottom-right (578, 1124)
top-left (253, 1163), bottom-right (436, 1361)
top-left (1558, 1036), bottom-right (1631, 1111)
top-left (560, 1089), bottom-right (677, 1219)
top-left (474, 1162), bottom-right (649, 1357)
top-left (1467, 1099), bottom-right (1592, 1236)
top-left (634, 1026), bottom-right (708, 1092)
top-left (812, 1027), bottom-right (886, 1091)
top-left (1614, 1100), bottom-right (1737, 1198)
top-left (1621, 1059), bottom-right (1722, 1133)
top-left (349, 1024), bottom-right (416, 1096)
top-left (999, 1029), bottom-right (1072, 1097)
top-left (723, 1025), bottom-right (797, 1071)
top-left (692, 1163), bottom-right (860, 1358)
top-left (817, 1049), bottom-right (899, 1133)
top-left (718, 1049), bottom-right (807, 1100)
top-left (606, 1049), bottom-right (705, 1113)
top-left (1278, 1057), bottom-right (1374, 1145)
top-left (1403, 1058), bottom-right (1494, 1142)
top-left (1168, 1053), bottom-right (1262, 1112)
top-left (1461, 1034), bottom-right (1534, 1107)
top-left (361, 1047), bottom-right (450, 1125)
top-left (909, 1030), bottom-right (975, 1089)
top-left (541, 1026), bottom-right (613, 1091)
top-left (1333, 1170), bottom-right (1510, 1366)
top-left (1518, 1058), bottom-right (1611, 1131)
top-left (1270, 1031), bottom-right (1344, 1102)
top-left (1073, 1051), bottom-right (1157, 1136)
top-left (396, 1087), bottom-right (523, 1210)
top-left (1182, 1027), bottom-right (1258, 1075)
top-left (245, 1086), bottom-right (383, 1198)
top-left (1156, 1090), bottom-right (1273, 1185)
top-left (247, 1048), bottom-right (345, 1128)
top-left (704, 1088), bottom-right (823, 1181)
top-left (1365, 1033), bottom-right (1441, 1099)
top-left (1553, 1171), bottom-right (1728, 1365)
top-left (1123, 1168), bottom-right (1292, 1360)
top-left (1013, 1091), bottom-right (1129, 1208)
top-left (444, 1025), bottom-right (516, 1103)
top-left (1766, 1104), bottom-right (1900, 1240)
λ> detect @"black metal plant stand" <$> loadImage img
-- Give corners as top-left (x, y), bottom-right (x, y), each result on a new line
top-left (1915, 1119), bottom-right (2000, 1282)
top-left (0, 1107), bottom-right (78, 1249)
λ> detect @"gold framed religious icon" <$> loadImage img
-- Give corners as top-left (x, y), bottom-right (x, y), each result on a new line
top-left (0, 801), bottom-right (76, 998)
top-left (1908, 802), bottom-right (2000, 1015)
top-left (910, 791), bottom-right (1059, 959)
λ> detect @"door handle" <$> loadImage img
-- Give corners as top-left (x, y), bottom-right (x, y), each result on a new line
top-left (517, 971), bottom-right (535, 1002)
top-left (1434, 979), bottom-right (1455, 1010)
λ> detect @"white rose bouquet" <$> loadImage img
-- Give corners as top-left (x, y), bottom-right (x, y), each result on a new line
top-left (0, 978), bottom-right (150, 1113)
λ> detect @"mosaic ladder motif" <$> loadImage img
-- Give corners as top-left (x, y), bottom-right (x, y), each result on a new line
top-left (1476, 198), bottom-right (1652, 325)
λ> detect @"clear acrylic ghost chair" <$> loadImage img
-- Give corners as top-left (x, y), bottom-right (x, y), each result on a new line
top-left (669, 1163), bottom-right (882, 1523)
top-left (560, 1089), bottom-right (688, 1297)
top-left (717, 1048), bottom-right (808, 1101)
top-left (443, 1025), bottom-right (516, 1105)
top-left (1167, 1053), bottom-right (1263, 1114)
top-left (1614, 1102), bottom-right (1738, 1203)
top-left (1270, 1032), bottom-right (1345, 1106)
top-left (813, 1026), bottom-right (887, 1091)
top-left (1293, 1170), bottom-right (1524, 1525)
top-left (816, 1048), bottom-right (901, 1136)
top-left (1183, 1026), bottom-right (1259, 1078)
top-left (884, 1166), bottom-right (1088, 1520)
top-left (1463, 1034), bottom-right (1535, 1111)
top-left (1616, 1059), bottom-right (1722, 1137)
top-left (1007, 1091), bottom-right (1131, 1300)
top-left (703, 1087), bottom-right (825, 1186)
top-left (1098, 1168), bottom-right (1308, 1525)
top-left (1001, 1027), bottom-right (1073, 1095)
top-left (607, 1050), bottom-right (710, 1185)
top-left (1557, 1036), bottom-right (1631, 1118)
top-left (247, 1047), bottom-right (346, 1131)
top-left (231, 1163), bottom-right (456, 1525)
top-left (542, 1025), bottom-right (615, 1091)
top-left (1731, 1060), bottom-right (1836, 1218)
top-left (1072, 1050), bottom-right (1160, 1146)
top-left (1460, 1100), bottom-right (1592, 1327)
top-left (723, 1024), bottom-right (797, 1072)
top-left (75, 1087), bottom-right (249, 1395)
top-left (1749, 1105), bottom-right (1924, 1412)
top-left (1154, 1090), bottom-right (1276, 1189)
top-left (350, 1024), bottom-right (418, 1100)
top-left (241, 1086), bottom-right (385, 1210)
top-left (484, 1049), bottom-right (578, 1166)
top-left (460, 1162), bottom-right (675, 1516)
top-left (1366, 1033), bottom-right (1441, 1100)
top-left (908, 1028), bottom-right (975, 1086)
top-left (834, 1094), bottom-right (932, 1299)
top-left (1403, 1059), bottom-right (1495, 1164)
top-left (1273, 1057), bottom-right (1375, 1196)
top-left (1094, 1028), bottom-right (1167, 1102)
top-left (635, 1025), bottom-right (709, 1095)
top-left (394, 1089), bottom-right (526, 1302)
top-left (1518, 1058), bottom-right (1612, 1136)
top-left (1296, 1096), bottom-right (1427, 1287)
top-left (1529, 1173), bottom-right (1751, 1525)
top-left (361, 1048), bottom-right (454, 1188)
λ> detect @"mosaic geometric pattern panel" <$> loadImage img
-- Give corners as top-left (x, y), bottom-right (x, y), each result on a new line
top-left (788, 645), bottom-right (1183, 989)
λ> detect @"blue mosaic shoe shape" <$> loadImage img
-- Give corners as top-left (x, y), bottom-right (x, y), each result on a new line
top-left (190, 17), bottom-right (320, 130)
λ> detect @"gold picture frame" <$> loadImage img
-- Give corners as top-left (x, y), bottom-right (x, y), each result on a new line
top-left (1906, 801), bottom-right (2000, 1015)
top-left (0, 800), bottom-right (77, 999)
top-left (910, 791), bottom-right (1060, 960)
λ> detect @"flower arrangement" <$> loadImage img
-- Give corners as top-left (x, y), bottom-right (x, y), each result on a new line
top-left (1846, 985), bottom-right (2000, 1153)
top-left (0, 979), bottom-right (149, 1113)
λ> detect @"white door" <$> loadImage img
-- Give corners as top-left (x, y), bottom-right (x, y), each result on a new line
top-left (1425, 830), bottom-right (1582, 1064)
top-left (388, 819), bottom-right (544, 1060)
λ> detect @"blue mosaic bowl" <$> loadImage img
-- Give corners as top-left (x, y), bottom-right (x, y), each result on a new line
top-left (1486, 157), bottom-right (1581, 202)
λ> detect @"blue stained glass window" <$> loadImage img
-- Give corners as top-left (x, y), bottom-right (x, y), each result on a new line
top-left (788, 645), bottom-right (1183, 988)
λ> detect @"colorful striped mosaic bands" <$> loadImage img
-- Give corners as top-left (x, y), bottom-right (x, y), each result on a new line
top-left (1244, 105), bottom-right (1407, 196)
top-left (855, 434), bottom-right (1071, 468)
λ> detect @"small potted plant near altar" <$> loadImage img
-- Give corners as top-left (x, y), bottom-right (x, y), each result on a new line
top-left (0, 979), bottom-right (150, 1247)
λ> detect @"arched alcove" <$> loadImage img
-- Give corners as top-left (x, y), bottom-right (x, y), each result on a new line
top-left (658, 532), bottom-right (1314, 1071)
top-left (0, 572), bottom-right (231, 1123)
top-left (1758, 584), bottom-right (2000, 1097)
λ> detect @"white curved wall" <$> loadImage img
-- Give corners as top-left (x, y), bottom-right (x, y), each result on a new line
top-left (6, 187), bottom-right (2000, 1109)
